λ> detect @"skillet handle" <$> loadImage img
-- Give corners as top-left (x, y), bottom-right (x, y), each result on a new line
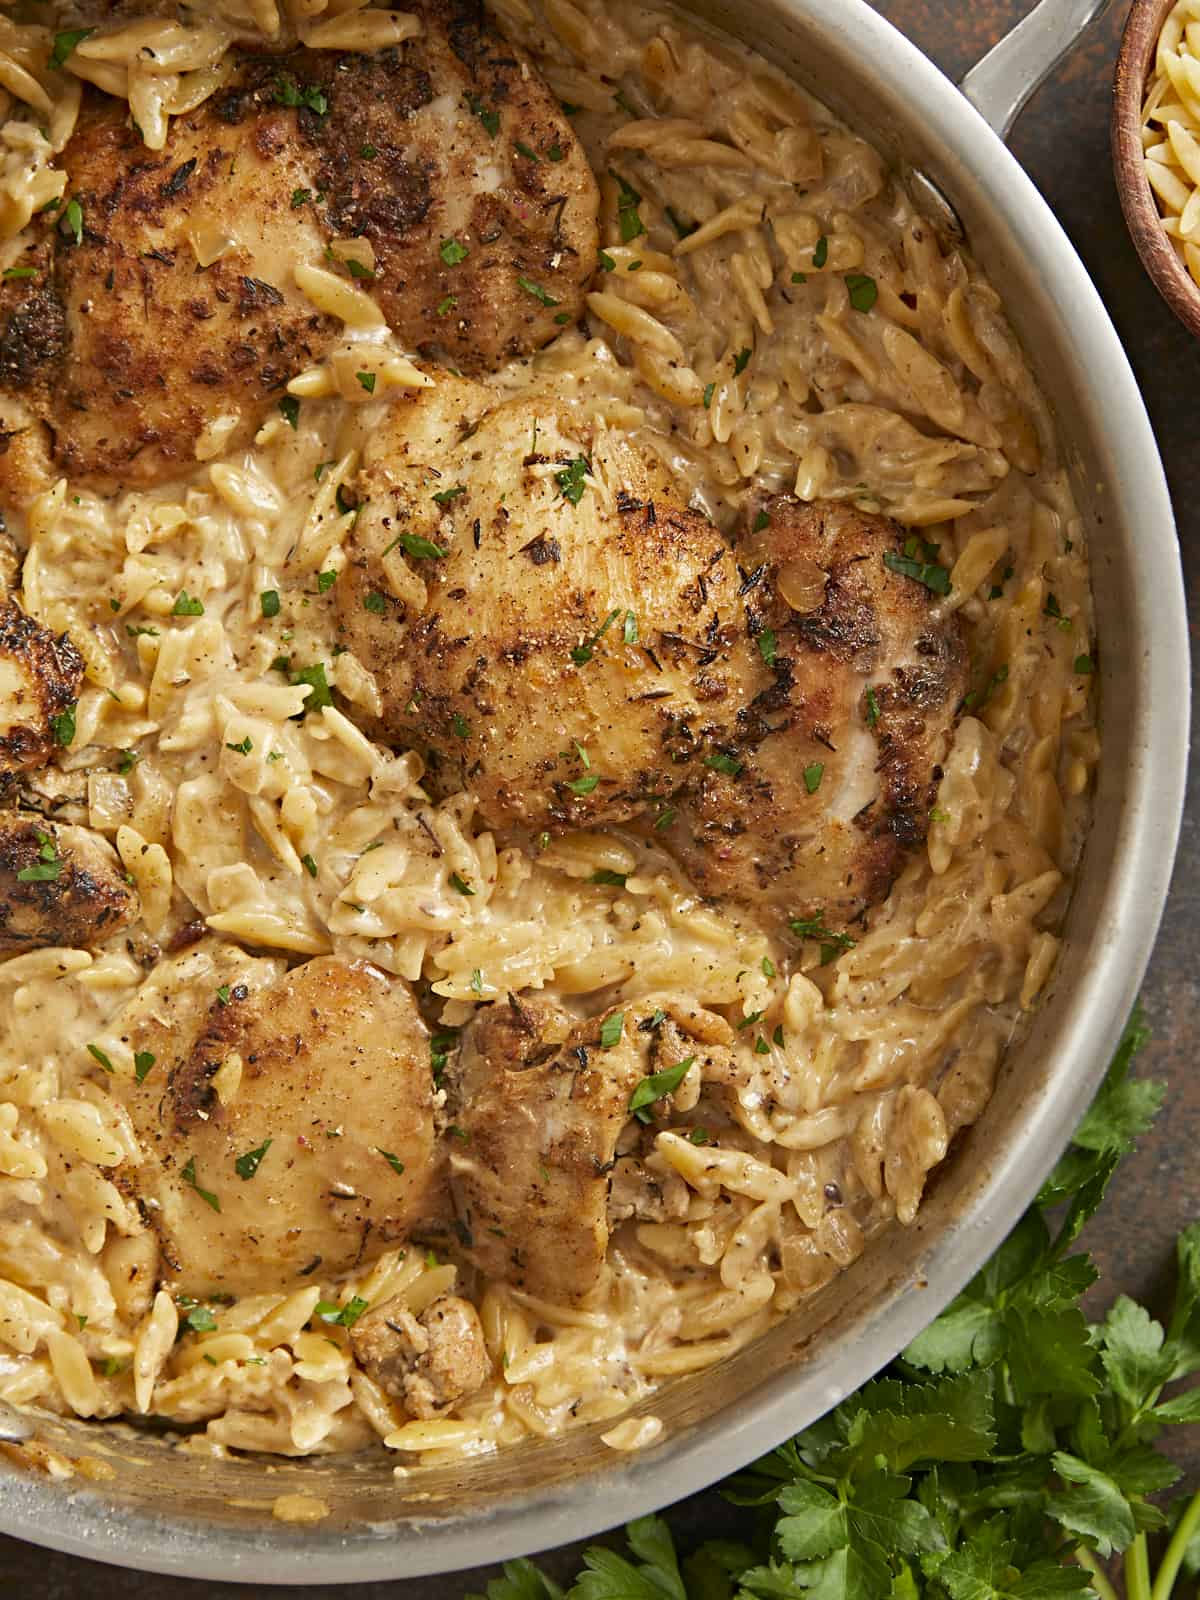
top-left (960, 0), bottom-right (1117, 140)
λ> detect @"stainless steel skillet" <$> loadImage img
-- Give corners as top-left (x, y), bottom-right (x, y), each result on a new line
top-left (0, 0), bottom-right (1186, 1582)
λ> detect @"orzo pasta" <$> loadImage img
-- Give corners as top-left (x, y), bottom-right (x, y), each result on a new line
top-left (0, 0), bottom-right (1096, 1469)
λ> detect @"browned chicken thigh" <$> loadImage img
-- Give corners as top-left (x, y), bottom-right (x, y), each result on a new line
top-left (337, 376), bottom-right (769, 831)
top-left (0, 600), bottom-right (83, 788)
top-left (0, 813), bottom-right (139, 949)
top-left (114, 952), bottom-right (441, 1295)
top-left (0, 0), bottom-right (598, 491)
top-left (661, 498), bottom-right (968, 934)
top-left (448, 995), bottom-right (729, 1304)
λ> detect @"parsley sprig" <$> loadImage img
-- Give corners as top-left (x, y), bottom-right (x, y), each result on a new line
top-left (469, 1008), bottom-right (1200, 1600)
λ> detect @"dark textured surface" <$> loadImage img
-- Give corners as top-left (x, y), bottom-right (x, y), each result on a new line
top-left (2, 2), bottom-right (1197, 1593)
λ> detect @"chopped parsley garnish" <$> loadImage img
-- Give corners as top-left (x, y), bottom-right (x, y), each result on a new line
top-left (301, 853), bottom-right (318, 878)
top-left (762, 956), bottom-right (775, 978)
top-left (50, 27), bottom-right (94, 68)
top-left (1075, 652), bottom-right (1095, 674)
top-left (377, 1149), bottom-right (405, 1176)
top-left (548, 143), bottom-right (564, 161)
top-left (2, 266), bottom-right (36, 281)
top-left (281, 662), bottom-right (331, 718)
top-left (517, 273), bottom-right (560, 307)
top-left (599, 1011), bottom-right (625, 1049)
top-left (845, 272), bottom-right (878, 312)
top-left (628, 1056), bottom-right (694, 1123)
top-left (655, 807), bottom-right (676, 831)
top-left (260, 590), bottom-right (281, 618)
top-left (117, 748), bottom-right (140, 773)
top-left (590, 869), bottom-right (628, 888)
top-left (803, 761), bottom-right (824, 794)
top-left (316, 570), bottom-right (337, 594)
top-left (758, 629), bottom-right (777, 666)
top-left (362, 590), bottom-right (387, 614)
top-left (688, 1126), bottom-right (711, 1145)
top-left (610, 171), bottom-right (645, 242)
top-left (622, 610), bottom-right (638, 644)
top-left (184, 1303), bottom-right (217, 1334)
top-left (930, 807), bottom-right (951, 823)
top-left (733, 347), bottom-right (752, 376)
top-left (752, 510), bottom-right (771, 533)
top-left (274, 74), bottom-right (328, 117)
top-left (449, 871), bottom-right (474, 896)
top-left (224, 736), bottom-right (252, 756)
top-left (567, 773), bottom-right (600, 795)
top-left (666, 205), bottom-right (697, 238)
top-left (436, 295), bottom-right (457, 317)
top-left (392, 531), bottom-right (447, 560)
top-left (865, 686), bottom-right (880, 727)
top-left (470, 968), bottom-right (484, 995)
top-left (234, 1139), bottom-right (272, 1180)
top-left (125, 624), bottom-right (158, 638)
top-left (705, 752), bottom-right (742, 777)
top-left (791, 270), bottom-right (808, 284)
top-left (181, 1156), bottom-right (221, 1212)
top-left (736, 1010), bottom-right (765, 1030)
top-left (703, 382), bottom-right (715, 408)
top-left (355, 370), bottom-right (376, 394)
top-left (570, 607), bottom-right (621, 665)
top-left (789, 914), bottom-right (856, 965)
top-left (514, 139), bottom-right (539, 161)
top-left (343, 257), bottom-right (374, 281)
top-left (134, 1050), bottom-right (155, 1084)
top-left (598, 250), bottom-right (616, 272)
top-left (290, 187), bottom-right (312, 208)
top-left (813, 234), bottom-right (829, 268)
top-left (556, 455), bottom-right (591, 505)
top-left (278, 395), bottom-right (300, 429)
top-left (61, 198), bottom-right (84, 246)
top-left (431, 483), bottom-right (466, 506)
top-left (883, 542), bottom-right (951, 595)
top-left (314, 1296), bottom-right (368, 1329)
top-left (360, 142), bottom-right (377, 160)
top-left (430, 1029), bottom-right (459, 1081)
top-left (86, 1043), bottom-right (113, 1072)
top-left (172, 591), bottom-right (204, 616)
top-left (49, 705), bottom-right (75, 747)
top-left (467, 94), bottom-right (500, 136)
top-left (451, 712), bottom-right (470, 738)
top-left (963, 663), bottom-right (1010, 711)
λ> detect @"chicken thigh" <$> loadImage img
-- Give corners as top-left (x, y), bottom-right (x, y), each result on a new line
top-left (662, 497), bottom-right (968, 935)
top-left (0, 812), bottom-right (139, 950)
top-left (0, 600), bottom-right (83, 789)
top-left (337, 376), bottom-right (769, 831)
top-left (0, 0), bottom-right (597, 490)
top-left (115, 952), bottom-right (441, 1295)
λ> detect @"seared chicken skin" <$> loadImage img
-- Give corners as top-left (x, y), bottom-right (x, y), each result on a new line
top-left (0, 0), bottom-right (597, 490)
top-left (114, 952), bottom-right (440, 1296)
top-left (0, 812), bottom-right (138, 950)
top-left (662, 498), bottom-right (968, 932)
top-left (349, 1292), bottom-right (489, 1417)
top-left (338, 377), bottom-right (767, 831)
top-left (449, 995), bottom-right (730, 1304)
top-left (0, 602), bottom-right (83, 789)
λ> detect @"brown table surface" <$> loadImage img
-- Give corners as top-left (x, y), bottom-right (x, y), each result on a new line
top-left (4, 2), bottom-right (1198, 1593)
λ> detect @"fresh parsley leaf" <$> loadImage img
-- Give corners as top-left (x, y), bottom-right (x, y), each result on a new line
top-left (291, 661), bottom-right (332, 713)
top-left (610, 170), bottom-right (645, 242)
top-left (278, 395), bottom-right (300, 429)
top-left (50, 27), bottom-right (94, 68)
top-left (813, 235), bottom-right (829, 268)
top-left (314, 1296), bottom-right (368, 1329)
top-left (467, 95), bottom-right (500, 137)
top-left (235, 1139), bottom-right (272, 1180)
top-left (884, 549), bottom-right (951, 595)
top-left (181, 1156), bottom-right (221, 1213)
top-left (50, 704), bottom-right (76, 747)
top-left (172, 591), bottom-right (204, 616)
top-left (134, 1050), bottom-right (155, 1083)
top-left (555, 455), bottom-right (591, 505)
top-left (629, 1056), bottom-right (693, 1122)
top-left (517, 274), bottom-right (559, 307)
top-left (599, 1011), bottom-right (625, 1049)
top-left (449, 871), bottom-right (475, 896)
top-left (260, 589), bottom-right (281, 618)
top-left (803, 761), bottom-right (824, 794)
top-left (61, 197), bottom-right (84, 246)
top-left (846, 273), bottom-right (878, 312)
top-left (432, 484), bottom-right (466, 507)
top-left (439, 237), bottom-right (469, 265)
top-left (759, 629), bottom-right (777, 666)
top-left (705, 752), bottom-right (742, 777)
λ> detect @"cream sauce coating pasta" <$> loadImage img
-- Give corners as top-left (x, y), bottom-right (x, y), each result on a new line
top-left (0, 0), bottom-right (1096, 1465)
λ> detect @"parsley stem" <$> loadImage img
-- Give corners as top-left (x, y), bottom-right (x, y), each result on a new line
top-left (1075, 1548), bottom-right (1120, 1600)
top-left (1151, 1488), bottom-right (1200, 1600)
top-left (1125, 1533), bottom-right (1153, 1600)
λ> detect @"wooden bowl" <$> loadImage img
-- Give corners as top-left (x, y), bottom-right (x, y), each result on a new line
top-left (1114, 0), bottom-right (1200, 339)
